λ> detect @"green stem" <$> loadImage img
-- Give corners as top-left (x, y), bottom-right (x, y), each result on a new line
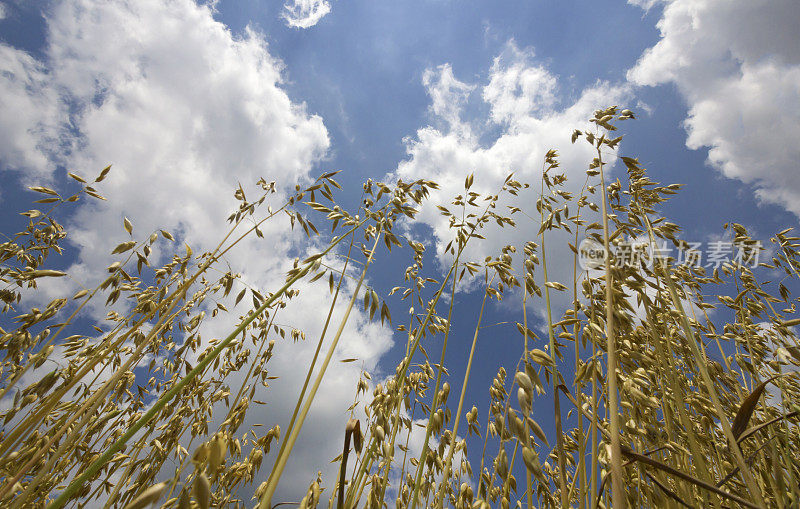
top-left (663, 274), bottom-right (765, 507)
top-left (597, 143), bottom-right (625, 508)
top-left (258, 227), bottom-right (383, 508)
top-left (540, 166), bottom-right (570, 509)
top-left (45, 225), bottom-right (355, 509)
top-left (263, 234), bottom-right (355, 491)
top-left (435, 273), bottom-right (494, 507)
top-left (409, 253), bottom-right (461, 509)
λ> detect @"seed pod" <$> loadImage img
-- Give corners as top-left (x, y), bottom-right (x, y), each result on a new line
top-left (348, 419), bottom-right (363, 453)
top-left (207, 433), bottom-right (228, 473)
top-left (575, 361), bottom-right (588, 385)
top-left (433, 410), bottom-right (443, 430)
top-left (255, 481), bottom-right (269, 500)
top-left (512, 415), bottom-right (528, 445)
top-left (193, 473), bottom-right (211, 509)
top-left (522, 447), bottom-right (542, 477)
top-left (382, 441), bottom-right (394, 459)
top-left (122, 482), bottom-right (167, 509)
top-left (191, 443), bottom-right (209, 466)
top-left (514, 372), bottom-right (533, 394)
top-left (529, 349), bottom-right (554, 367)
top-left (250, 448), bottom-right (264, 470)
top-left (517, 387), bottom-right (531, 414)
top-left (524, 362), bottom-right (544, 395)
top-left (526, 417), bottom-right (549, 448)
top-left (495, 449), bottom-right (508, 479)
top-left (313, 480), bottom-right (321, 503)
top-left (493, 414), bottom-right (504, 434)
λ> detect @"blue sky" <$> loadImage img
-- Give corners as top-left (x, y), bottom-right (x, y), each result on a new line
top-left (1, 0), bottom-right (799, 504)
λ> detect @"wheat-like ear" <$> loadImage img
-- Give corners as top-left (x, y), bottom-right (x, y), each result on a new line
top-left (2, 109), bottom-right (796, 508)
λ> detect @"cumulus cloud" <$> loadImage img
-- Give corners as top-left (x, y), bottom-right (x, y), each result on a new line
top-left (626, 0), bottom-right (664, 10)
top-left (282, 0), bottom-right (331, 29)
top-left (197, 269), bottom-right (394, 502)
top-left (395, 41), bottom-right (630, 312)
top-left (0, 45), bottom-right (64, 175)
top-left (628, 0), bottom-right (800, 216)
top-left (0, 0), bottom-right (391, 503)
top-left (422, 64), bottom-right (475, 136)
top-left (483, 44), bottom-right (558, 126)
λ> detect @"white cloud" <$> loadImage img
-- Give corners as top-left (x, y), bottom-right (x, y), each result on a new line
top-left (15, 0), bottom-right (332, 278)
top-left (627, 0), bottom-right (665, 10)
top-left (0, 45), bottom-right (64, 175)
top-left (194, 269), bottom-right (394, 503)
top-left (422, 64), bottom-right (475, 137)
top-left (282, 0), bottom-right (331, 29)
top-left (0, 3), bottom-right (7, 20)
top-left (0, 0), bottom-right (393, 503)
top-left (394, 41), bottom-right (630, 313)
top-left (483, 44), bottom-right (558, 127)
top-left (628, 0), bottom-right (800, 216)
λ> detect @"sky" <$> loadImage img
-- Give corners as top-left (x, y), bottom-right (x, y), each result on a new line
top-left (1, 0), bottom-right (799, 505)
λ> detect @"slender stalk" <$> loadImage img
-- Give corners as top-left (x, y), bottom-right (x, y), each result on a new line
top-left (346, 197), bottom-right (489, 508)
top-left (263, 234), bottom-right (355, 491)
top-left (0, 196), bottom-right (87, 403)
top-left (408, 250), bottom-right (461, 509)
top-left (539, 164), bottom-right (570, 509)
top-left (589, 298), bottom-right (599, 509)
top-left (163, 293), bottom-right (285, 503)
top-left (2, 303), bottom-right (188, 503)
top-left (630, 183), bottom-right (765, 507)
top-left (476, 397), bottom-right (494, 500)
top-left (572, 184), bottom-right (589, 509)
top-left (337, 424), bottom-right (353, 509)
top-left (258, 227), bottom-right (383, 508)
top-left (663, 274), bottom-right (765, 507)
top-left (45, 224), bottom-right (355, 509)
top-left (435, 273), bottom-right (494, 506)
top-left (596, 142), bottom-right (625, 508)
top-left (345, 258), bottom-right (459, 508)
top-left (98, 432), bottom-right (148, 508)
top-left (0, 198), bottom-right (268, 461)
top-left (501, 442), bottom-right (520, 505)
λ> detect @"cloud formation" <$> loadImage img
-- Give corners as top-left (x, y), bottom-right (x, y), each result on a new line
top-left (0, 0), bottom-right (389, 502)
top-left (282, 0), bottom-right (331, 29)
top-left (0, 45), bottom-right (64, 174)
top-left (626, 0), bottom-right (664, 10)
top-left (628, 0), bottom-right (800, 216)
top-left (395, 42), bottom-right (630, 309)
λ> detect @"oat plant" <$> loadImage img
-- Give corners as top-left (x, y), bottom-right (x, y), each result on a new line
top-left (1, 107), bottom-right (798, 509)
